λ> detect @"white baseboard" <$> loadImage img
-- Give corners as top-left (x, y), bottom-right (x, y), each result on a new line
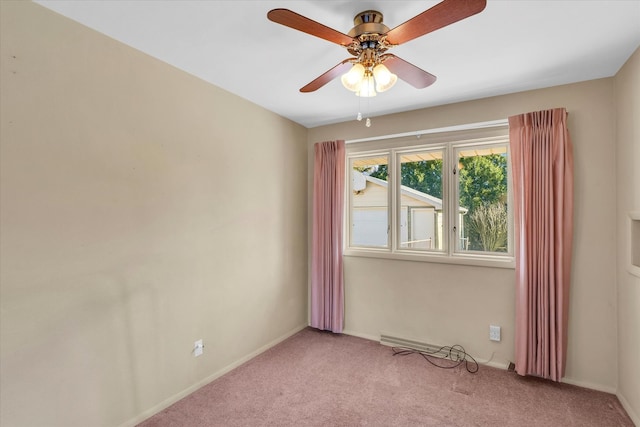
top-left (342, 329), bottom-right (380, 342)
top-left (478, 359), bottom-right (510, 370)
top-left (561, 377), bottom-right (617, 394)
top-left (616, 391), bottom-right (640, 426)
top-left (119, 323), bottom-right (308, 427)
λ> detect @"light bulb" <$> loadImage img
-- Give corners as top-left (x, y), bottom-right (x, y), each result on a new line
top-left (341, 64), bottom-right (365, 92)
top-left (357, 112), bottom-right (362, 121)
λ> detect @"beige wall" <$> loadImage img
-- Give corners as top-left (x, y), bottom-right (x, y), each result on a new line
top-left (0, 2), bottom-right (308, 426)
top-left (615, 47), bottom-right (640, 424)
top-left (309, 78), bottom-right (619, 391)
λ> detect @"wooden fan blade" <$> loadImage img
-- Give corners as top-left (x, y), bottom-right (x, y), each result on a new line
top-left (385, 0), bottom-right (486, 45)
top-left (300, 59), bottom-right (354, 92)
top-left (268, 9), bottom-right (354, 46)
top-left (383, 55), bottom-right (437, 89)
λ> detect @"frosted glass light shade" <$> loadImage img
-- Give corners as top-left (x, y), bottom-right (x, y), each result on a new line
top-left (341, 64), bottom-right (365, 92)
top-left (376, 74), bottom-right (397, 92)
top-left (373, 64), bottom-right (397, 92)
top-left (356, 74), bottom-right (376, 97)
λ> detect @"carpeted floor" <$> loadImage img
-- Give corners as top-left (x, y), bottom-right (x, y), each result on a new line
top-left (138, 327), bottom-right (633, 426)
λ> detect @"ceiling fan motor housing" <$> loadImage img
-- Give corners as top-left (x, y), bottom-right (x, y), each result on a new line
top-left (347, 11), bottom-right (391, 59)
top-left (348, 11), bottom-right (390, 38)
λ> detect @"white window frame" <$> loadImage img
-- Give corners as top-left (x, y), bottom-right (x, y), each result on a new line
top-left (394, 144), bottom-right (449, 254)
top-left (344, 123), bottom-right (515, 269)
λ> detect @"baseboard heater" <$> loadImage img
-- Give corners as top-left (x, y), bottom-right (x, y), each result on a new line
top-left (380, 334), bottom-right (467, 360)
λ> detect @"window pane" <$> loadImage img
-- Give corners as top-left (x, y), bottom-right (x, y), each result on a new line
top-left (350, 156), bottom-right (389, 248)
top-left (457, 145), bottom-right (509, 253)
top-left (398, 151), bottom-right (444, 251)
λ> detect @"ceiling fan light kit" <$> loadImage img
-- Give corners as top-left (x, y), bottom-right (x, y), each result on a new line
top-left (357, 73), bottom-right (377, 97)
top-left (341, 63), bottom-right (365, 92)
top-left (340, 61), bottom-right (398, 97)
top-left (341, 10), bottom-right (396, 98)
top-left (372, 64), bottom-right (397, 93)
top-left (267, 0), bottom-right (487, 115)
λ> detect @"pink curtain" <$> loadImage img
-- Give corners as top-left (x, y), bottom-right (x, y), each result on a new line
top-left (509, 108), bottom-right (574, 382)
top-left (311, 140), bottom-right (345, 333)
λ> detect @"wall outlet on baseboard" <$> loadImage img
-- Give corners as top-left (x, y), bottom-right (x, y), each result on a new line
top-left (489, 325), bottom-right (501, 342)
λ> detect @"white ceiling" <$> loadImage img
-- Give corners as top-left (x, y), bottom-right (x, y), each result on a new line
top-left (35, 0), bottom-right (640, 128)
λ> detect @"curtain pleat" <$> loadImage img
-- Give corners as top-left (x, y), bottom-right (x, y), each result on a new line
top-left (509, 108), bottom-right (573, 381)
top-left (311, 140), bottom-right (345, 333)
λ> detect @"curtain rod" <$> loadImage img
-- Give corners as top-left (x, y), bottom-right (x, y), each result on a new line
top-left (345, 119), bottom-right (509, 144)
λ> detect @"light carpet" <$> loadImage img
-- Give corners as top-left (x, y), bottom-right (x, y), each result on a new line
top-left (138, 327), bottom-right (633, 426)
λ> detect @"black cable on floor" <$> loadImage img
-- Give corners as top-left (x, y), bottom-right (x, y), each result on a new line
top-left (391, 344), bottom-right (479, 373)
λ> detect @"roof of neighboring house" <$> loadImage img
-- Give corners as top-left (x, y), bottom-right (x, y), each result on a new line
top-left (364, 175), bottom-right (443, 210)
top-left (362, 174), bottom-right (468, 213)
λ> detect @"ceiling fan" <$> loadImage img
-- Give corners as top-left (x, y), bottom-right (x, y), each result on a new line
top-left (267, 0), bottom-right (487, 97)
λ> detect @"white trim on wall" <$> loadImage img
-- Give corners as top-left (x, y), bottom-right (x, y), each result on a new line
top-left (346, 119), bottom-right (509, 144)
top-left (628, 211), bottom-right (640, 278)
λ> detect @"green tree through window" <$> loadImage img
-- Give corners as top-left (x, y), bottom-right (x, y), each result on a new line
top-left (368, 153), bottom-right (508, 252)
top-left (369, 160), bottom-right (444, 199)
top-left (458, 153), bottom-right (508, 251)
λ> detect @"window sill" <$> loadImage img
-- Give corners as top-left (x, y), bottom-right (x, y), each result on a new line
top-left (343, 248), bottom-right (515, 269)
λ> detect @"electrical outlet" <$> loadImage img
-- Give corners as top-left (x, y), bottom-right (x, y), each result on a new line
top-left (489, 325), bottom-right (501, 342)
top-left (194, 339), bottom-right (204, 357)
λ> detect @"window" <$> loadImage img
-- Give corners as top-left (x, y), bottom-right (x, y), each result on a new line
top-left (350, 154), bottom-right (389, 248)
top-left (397, 148), bottom-right (445, 251)
top-left (346, 125), bottom-right (513, 267)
